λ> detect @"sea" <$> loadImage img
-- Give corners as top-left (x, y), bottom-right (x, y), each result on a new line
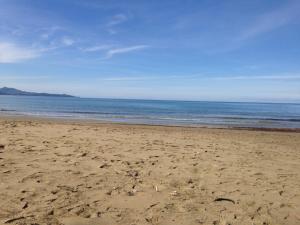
top-left (1, 95), bottom-right (300, 128)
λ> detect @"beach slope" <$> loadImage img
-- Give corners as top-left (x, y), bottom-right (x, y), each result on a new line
top-left (0, 118), bottom-right (299, 225)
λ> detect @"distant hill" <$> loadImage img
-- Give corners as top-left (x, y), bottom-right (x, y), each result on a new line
top-left (0, 87), bottom-right (74, 97)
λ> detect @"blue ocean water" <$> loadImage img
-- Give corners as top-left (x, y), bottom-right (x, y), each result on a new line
top-left (1, 95), bottom-right (300, 128)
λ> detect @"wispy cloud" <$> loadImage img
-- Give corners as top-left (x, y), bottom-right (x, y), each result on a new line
top-left (212, 75), bottom-right (300, 81)
top-left (106, 14), bottom-right (128, 34)
top-left (0, 42), bottom-right (40, 63)
top-left (99, 74), bottom-right (300, 82)
top-left (81, 44), bottom-right (112, 52)
top-left (238, 1), bottom-right (300, 41)
top-left (101, 76), bottom-right (157, 81)
top-left (107, 14), bottom-right (128, 27)
top-left (0, 75), bottom-right (49, 80)
top-left (104, 45), bottom-right (149, 59)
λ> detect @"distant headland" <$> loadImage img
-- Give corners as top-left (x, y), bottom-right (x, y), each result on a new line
top-left (0, 87), bottom-right (75, 97)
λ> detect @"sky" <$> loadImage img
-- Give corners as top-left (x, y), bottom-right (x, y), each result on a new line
top-left (0, 0), bottom-right (300, 102)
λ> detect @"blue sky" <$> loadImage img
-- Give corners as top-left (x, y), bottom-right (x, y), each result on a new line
top-left (0, 0), bottom-right (300, 102)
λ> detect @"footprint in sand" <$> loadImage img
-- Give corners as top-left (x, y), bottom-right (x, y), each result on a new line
top-left (59, 216), bottom-right (113, 225)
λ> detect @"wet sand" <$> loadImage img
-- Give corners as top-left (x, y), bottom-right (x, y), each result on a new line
top-left (0, 117), bottom-right (300, 225)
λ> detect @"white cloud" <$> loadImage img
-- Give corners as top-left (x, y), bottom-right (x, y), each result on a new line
top-left (0, 42), bottom-right (40, 63)
top-left (61, 36), bottom-right (75, 46)
top-left (40, 26), bottom-right (63, 39)
top-left (107, 28), bottom-right (117, 35)
top-left (105, 45), bottom-right (149, 59)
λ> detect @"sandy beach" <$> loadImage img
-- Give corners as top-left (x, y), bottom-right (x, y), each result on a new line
top-left (0, 117), bottom-right (299, 225)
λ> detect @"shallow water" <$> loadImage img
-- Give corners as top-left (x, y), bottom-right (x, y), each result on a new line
top-left (1, 95), bottom-right (300, 128)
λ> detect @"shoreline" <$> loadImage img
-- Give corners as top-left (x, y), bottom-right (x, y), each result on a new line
top-left (1, 114), bottom-right (300, 133)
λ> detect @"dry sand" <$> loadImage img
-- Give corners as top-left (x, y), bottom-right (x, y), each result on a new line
top-left (0, 117), bottom-right (299, 225)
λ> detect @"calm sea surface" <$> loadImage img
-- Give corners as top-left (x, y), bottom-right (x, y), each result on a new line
top-left (1, 95), bottom-right (300, 128)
